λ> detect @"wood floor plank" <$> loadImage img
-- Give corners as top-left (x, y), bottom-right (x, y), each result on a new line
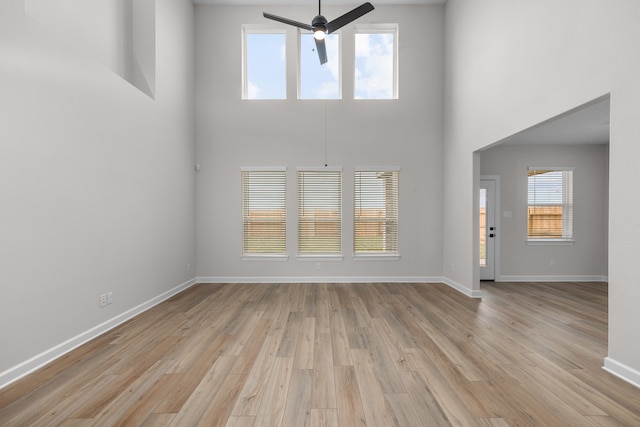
top-left (2, 282), bottom-right (640, 427)
top-left (334, 365), bottom-right (366, 427)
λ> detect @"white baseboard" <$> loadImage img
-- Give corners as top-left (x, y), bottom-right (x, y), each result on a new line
top-left (604, 357), bottom-right (640, 389)
top-left (441, 277), bottom-right (483, 298)
top-left (496, 275), bottom-right (608, 283)
top-left (196, 276), bottom-right (444, 284)
top-left (198, 276), bottom-right (483, 298)
top-left (0, 278), bottom-right (198, 391)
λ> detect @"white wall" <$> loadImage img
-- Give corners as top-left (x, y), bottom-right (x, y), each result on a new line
top-left (480, 144), bottom-right (609, 281)
top-left (0, 0), bottom-right (196, 384)
top-left (195, 5), bottom-right (445, 282)
top-left (444, 0), bottom-right (640, 386)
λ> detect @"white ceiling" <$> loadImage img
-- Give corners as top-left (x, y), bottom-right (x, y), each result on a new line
top-left (193, 0), bottom-right (446, 5)
top-left (496, 97), bottom-right (610, 147)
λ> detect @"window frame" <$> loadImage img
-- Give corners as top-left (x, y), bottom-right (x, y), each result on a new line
top-left (526, 166), bottom-right (575, 245)
top-left (353, 23), bottom-right (399, 100)
top-left (242, 25), bottom-right (287, 100)
top-left (296, 167), bottom-right (344, 261)
top-left (353, 167), bottom-right (400, 260)
top-left (241, 167), bottom-right (289, 260)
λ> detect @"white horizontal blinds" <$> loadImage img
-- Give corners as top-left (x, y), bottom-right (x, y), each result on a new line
top-left (297, 169), bottom-right (342, 254)
top-left (241, 168), bottom-right (287, 255)
top-left (527, 167), bottom-right (574, 239)
top-left (354, 169), bottom-right (399, 253)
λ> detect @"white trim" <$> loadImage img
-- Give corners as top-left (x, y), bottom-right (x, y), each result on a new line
top-left (197, 276), bottom-right (442, 284)
top-left (495, 275), bottom-right (608, 282)
top-left (441, 276), bottom-right (483, 298)
top-left (0, 278), bottom-right (198, 391)
top-left (604, 357), bottom-right (640, 389)
top-left (241, 166), bottom-right (287, 172)
top-left (526, 239), bottom-right (575, 246)
top-left (352, 254), bottom-right (401, 261)
top-left (528, 166), bottom-right (575, 172)
top-left (354, 166), bottom-right (401, 172)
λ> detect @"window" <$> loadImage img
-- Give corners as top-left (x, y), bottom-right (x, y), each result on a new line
top-left (354, 168), bottom-right (399, 256)
top-left (527, 167), bottom-right (574, 242)
top-left (354, 25), bottom-right (398, 99)
top-left (297, 168), bottom-right (342, 255)
top-left (299, 33), bottom-right (340, 99)
top-left (243, 28), bottom-right (286, 99)
top-left (241, 168), bottom-right (287, 257)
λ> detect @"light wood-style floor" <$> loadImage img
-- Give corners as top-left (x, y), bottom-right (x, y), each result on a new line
top-left (1, 281), bottom-right (640, 426)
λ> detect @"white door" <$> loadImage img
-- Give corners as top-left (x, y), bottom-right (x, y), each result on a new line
top-left (480, 179), bottom-right (496, 280)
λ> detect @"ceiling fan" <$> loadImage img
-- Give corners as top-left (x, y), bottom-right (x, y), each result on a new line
top-left (263, 1), bottom-right (375, 65)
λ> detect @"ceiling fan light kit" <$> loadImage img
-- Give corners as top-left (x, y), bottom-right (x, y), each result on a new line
top-left (263, 1), bottom-right (375, 65)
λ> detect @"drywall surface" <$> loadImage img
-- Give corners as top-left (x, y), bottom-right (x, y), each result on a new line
top-left (444, 0), bottom-right (640, 384)
top-left (0, 0), bottom-right (196, 378)
top-left (195, 5), bottom-right (445, 282)
top-left (480, 144), bottom-right (609, 280)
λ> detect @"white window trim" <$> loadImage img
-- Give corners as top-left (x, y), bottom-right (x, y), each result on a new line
top-left (353, 23), bottom-right (399, 100)
top-left (242, 25), bottom-right (287, 100)
top-left (526, 166), bottom-right (574, 244)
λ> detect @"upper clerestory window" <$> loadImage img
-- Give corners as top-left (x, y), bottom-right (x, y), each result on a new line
top-left (242, 27), bottom-right (286, 100)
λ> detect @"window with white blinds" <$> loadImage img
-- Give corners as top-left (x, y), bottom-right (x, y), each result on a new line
top-left (241, 168), bottom-right (287, 256)
top-left (354, 168), bottom-right (399, 254)
top-left (297, 168), bottom-right (342, 254)
top-left (527, 167), bottom-right (574, 240)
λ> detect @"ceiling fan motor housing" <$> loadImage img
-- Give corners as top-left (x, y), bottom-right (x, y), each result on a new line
top-left (312, 15), bottom-right (328, 33)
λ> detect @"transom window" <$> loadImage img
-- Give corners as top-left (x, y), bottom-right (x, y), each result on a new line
top-left (299, 33), bottom-right (340, 99)
top-left (242, 28), bottom-right (286, 100)
top-left (354, 24), bottom-right (398, 99)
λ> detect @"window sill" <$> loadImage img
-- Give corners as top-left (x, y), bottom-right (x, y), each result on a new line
top-left (526, 239), bottom-right (575, 246)
top-left (353, 254), bottom-right (401, 261)
top-left (296, 255), bottom-right (344, 262)
top-left (241, 254), bottom-right (289, 261)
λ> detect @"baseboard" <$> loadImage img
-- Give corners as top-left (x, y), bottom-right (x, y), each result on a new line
top-left (496, 275), bottom-right (608, 283)
top-left (440, 277), bottom-right (483, 298)
top-left (196, 276), bottom-right (444, 284)
top-left (0, 277), bottom-right (198, 391)
top-left (198, 276), bottom-right (483, 298)
top-left (603, 357), bottom-right (640, 389)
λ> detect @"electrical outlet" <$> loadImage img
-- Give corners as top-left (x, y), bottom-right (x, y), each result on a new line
top-left (316, 263), bottom-right (321, 270)
top-left (549, 259), bottom-right (556, 266)
top-left (187, 263), bottom-right (191, 272)
top-left (107, 292), bottom-right (113, 305)
top-left (99, 294), bottom-right (107, 307)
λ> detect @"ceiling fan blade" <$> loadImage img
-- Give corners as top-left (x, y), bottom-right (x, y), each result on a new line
top-left (314, 38), bottom-right (328, 65)
top-left (263, 12), bottom-right (313, 31)
top-left (326, 2), bottom-right (375, 34)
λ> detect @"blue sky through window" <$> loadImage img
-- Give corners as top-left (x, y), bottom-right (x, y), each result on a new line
top-left (246, 33), bottom-right (286, 99)
top-left (300, 33), bottom-right (340, 99)
top-left (246, 30), bottom-right (394, 100)
top-left (355, 32), bottom-right (394, 99)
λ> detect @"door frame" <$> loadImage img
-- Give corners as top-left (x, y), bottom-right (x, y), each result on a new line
top-left (480, 175), bottom-right (501, 281)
